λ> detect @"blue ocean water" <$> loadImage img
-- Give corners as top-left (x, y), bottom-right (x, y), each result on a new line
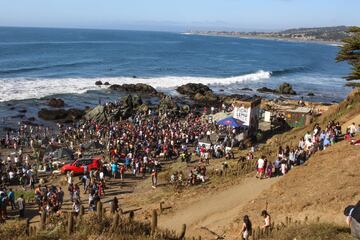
top-left (0, 27), bottom-right (352, 104)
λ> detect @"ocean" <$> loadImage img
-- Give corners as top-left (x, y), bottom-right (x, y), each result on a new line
top-left (0, 27), bottom-right (352, 130)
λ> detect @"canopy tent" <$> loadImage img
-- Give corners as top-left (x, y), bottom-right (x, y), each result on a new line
top-left (217, 117), bottom-right (244, 127)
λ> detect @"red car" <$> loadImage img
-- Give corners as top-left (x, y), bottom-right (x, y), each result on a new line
top-left (60, 157), bottom-right (102, 174)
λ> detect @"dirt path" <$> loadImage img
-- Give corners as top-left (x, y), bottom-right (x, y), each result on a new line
top-left (158, 177), bottom-right (280, 237)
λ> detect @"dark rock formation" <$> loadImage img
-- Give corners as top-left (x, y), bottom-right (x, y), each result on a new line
top-left (257, 87), bottom-right (278, 94)
top-left (278, 82), bottom-right (296, 95)
top-left (95, 80), bottom-right (103, 86)
top-left (176, 83), bottom-right (211, 97)
top-left (104, 82), bottom-right (110, 86)
top-left (48, 98), bottom-right (65, 108)
top-left (158, 96), bottom-right (179, 115)
top-left (38, 108), bottom-right (85, 122)
top-left (193, 92), bottom-right (218, 102)
top-left (241, 88), bottom-right (253, 91)
top-left (257, 83), bottom-right (297, 95)
top-left (307, 92), bottom-right (315, 96)
top-left (176, 83), bottom-right (218, 103)
top-left (109, 83), bottom-right (157, 95)
top-left (85, 95), bottom-right (144, 124)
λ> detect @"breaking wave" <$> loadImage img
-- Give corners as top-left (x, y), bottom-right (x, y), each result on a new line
top-left (0, 70), bottom-right (271, 102)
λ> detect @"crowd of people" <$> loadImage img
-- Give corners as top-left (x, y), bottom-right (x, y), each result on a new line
top-left (0, 101), bottom-right (238, 220)
top-left (255, 120), bottom-right (348, 179)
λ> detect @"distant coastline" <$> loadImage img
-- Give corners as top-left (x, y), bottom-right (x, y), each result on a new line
top-left (185, 32), bottom-right (343, 46)
top-left (185, 26), bottom-right (351, 46)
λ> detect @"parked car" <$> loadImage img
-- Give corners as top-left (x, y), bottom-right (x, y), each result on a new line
top-left (60, 157), bottom-right (102, 174)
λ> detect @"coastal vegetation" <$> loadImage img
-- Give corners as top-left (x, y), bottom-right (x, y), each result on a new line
top-left (337, 26), bottom-right (360, 80)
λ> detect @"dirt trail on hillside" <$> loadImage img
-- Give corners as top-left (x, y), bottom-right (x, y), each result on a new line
top-left (159, 177), bottom-right (279, 237)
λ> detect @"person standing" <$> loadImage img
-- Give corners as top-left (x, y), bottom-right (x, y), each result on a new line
top-left (344, 201), bottom-right (360, 239)
top-left (151, 169), bottom-right (158, 189)
top-left (256, 156), bottom-right (265, 179)
top-left (8, 189), bottom-right (16, 210)
top-left (111, 161), bottom-right (118, 179)
top-left (261, 210), bottom-right (271, 230)
top-left (241, 215), bottom-right (252, 240)
top-left (16, 194), bottom-right (25, 218)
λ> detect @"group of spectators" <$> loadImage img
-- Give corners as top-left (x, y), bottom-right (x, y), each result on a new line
top-left (0, 188), bottom-right (25, 221)
top-left (255, 120), bottom-right (354, 179)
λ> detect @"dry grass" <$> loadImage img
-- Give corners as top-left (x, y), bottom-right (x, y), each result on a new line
top-left (0, 212), bottom-right (180, 240)
top-left (265, 222), bottom-right (352, 240)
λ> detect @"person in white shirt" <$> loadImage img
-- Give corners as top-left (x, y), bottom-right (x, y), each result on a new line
top-left (16, 194), bottom-right (25, 218)
top-left (349, 122), bottom-right (357, 136)
top-left (256, 157), bottom-right (265, 179)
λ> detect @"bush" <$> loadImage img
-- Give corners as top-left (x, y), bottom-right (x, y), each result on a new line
top-left (0, 220), bottom-right (28, 240)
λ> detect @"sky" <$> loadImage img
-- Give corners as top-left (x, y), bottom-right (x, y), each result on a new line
top-left (0, 0), bottom-right (359, 31)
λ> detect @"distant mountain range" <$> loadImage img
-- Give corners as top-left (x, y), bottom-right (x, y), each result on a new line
top-left (191, 26), bottom-right (352, 43)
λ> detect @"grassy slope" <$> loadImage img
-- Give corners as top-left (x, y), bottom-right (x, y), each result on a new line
top-left (226, 89), bottom-right (360, 237)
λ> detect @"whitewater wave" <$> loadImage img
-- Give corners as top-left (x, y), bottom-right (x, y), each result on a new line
top-left (0, 70), bottom-right (271, 102)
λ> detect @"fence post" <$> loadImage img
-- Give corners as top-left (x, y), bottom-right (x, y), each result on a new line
top-left (110, 213), bottom-right (120, 233)
top-left (179, 224), bottom-right (186, 240)
top-left (160, 202), bottom-right (164, 214)
top-left (40, 211), bottom-right (46, 231)
top-left (97, 201), bottom-right (103, 221)
top-left (32, 226), bottom-right (37, 236)
top-left (79, 205), bottom-right (85, 217)
top-left (129, 210), bottom-right (134, 222)
top-left (26, 219), bottom-right (30, 236)
top-left (256, 226), bottom-right (260, 240)
top-left (151, 209), bottom-right (158, 235)
top-left (111, 199), bottom-right (116, 214)
top-left (67, 212), bottom-right (74, 235)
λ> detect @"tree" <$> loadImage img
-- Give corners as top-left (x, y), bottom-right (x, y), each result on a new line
top-left (337, 26), bottom-right (360, 80)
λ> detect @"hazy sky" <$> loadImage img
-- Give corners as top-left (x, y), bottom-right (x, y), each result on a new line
top-left (0, 0), bottom-right (359, 31)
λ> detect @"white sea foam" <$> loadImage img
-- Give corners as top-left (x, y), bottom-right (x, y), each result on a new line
top-left (0, 70), bottom-right (271, 102)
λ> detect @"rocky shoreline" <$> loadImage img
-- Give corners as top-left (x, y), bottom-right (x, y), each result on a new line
top-left (0, 81), bottom-right (333, 135)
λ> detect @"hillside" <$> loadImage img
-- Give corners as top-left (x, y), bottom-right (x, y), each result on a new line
top-left (222, 89), bottom-right (360, 238)
top-left (193, 26), bottom-right (352, 43)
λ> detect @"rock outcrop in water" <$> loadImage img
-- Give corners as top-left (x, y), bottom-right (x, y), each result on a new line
top-left (109, 83), bottom-right (158, 95)
top-left (257, 83), bottom-right (297, 95)
top-left (176, 83), bottom-right (211, 96)
top-left (257, 87), bottom-right (278, 94)
top-left (95, 81), bottom-right (103, 86)
top-left (278, 82), bottom-right (296, 95)
top-left (38, 108), bottom-right (85, 122)
top-left (176, 83), bottom-right (218, 103)
top-left (48, 98), bottom-right (65, 108)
